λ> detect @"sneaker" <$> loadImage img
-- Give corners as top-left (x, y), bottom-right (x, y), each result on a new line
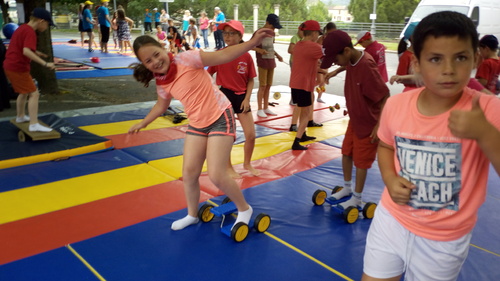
top-left (15, 116), bottom-right (30, 123)
top-left (317, 98), bottom-right (325, 103)
top-left (307, 120), bottom-right (323, 127)
top-left (88, 48), bottom-right (94, 52)
top-left (257, 110), bottom-right (267, 118)
top-left (330, 186), bottom-right (352, 200)
top-left (264, 108), bottom-right (277, 116)
top-left (289, 124), bottom-right (297, 132)
top-left (29, 123), bottom-right (53, 132)
top-left (339, 195), bottom-right (362, 209)
top-left (300, 134), bottom-right (316, 142)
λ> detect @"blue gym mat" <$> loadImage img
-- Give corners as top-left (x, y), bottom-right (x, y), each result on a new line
top-left (53, 44), bottom-right (139, 69)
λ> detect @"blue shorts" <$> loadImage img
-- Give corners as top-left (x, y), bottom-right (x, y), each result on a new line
top-left (186, 107), bottom-right (236, 138)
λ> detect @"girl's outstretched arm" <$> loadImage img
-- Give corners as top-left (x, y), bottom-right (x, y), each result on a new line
top-left (129, 97), bottom-right (171, 134)
top-left (200, 29), bottom-right (274, 66)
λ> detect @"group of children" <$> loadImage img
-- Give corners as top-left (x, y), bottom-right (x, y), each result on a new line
top-left (130, 11), bottom-right (499, 281)
top-left (5, 7), bottom-right (500, 280)
top-left (78, 1), bottom-right (134, 54)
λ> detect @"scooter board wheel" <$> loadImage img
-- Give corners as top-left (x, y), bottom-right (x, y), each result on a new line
top-left (329, 106), bottom-right (335, 113)
top-left (344, 206), bottom-right (359, 224)
top-left (254, 213), bottom-right (271, 233)
top-left (332, 186), bottom-right (343, 194)
top-left (362, 202), bottom-right (377, 219)
top-left (273, 92), bottom-right (281, 100)
top-left (198, 204), bottom-right (215, 222)
top-left (231, 222), bottom-right (249, 242)
top-left (221, 197), bottom-right (232, 205)
top-left (312, 189), bottom-right (327, 206)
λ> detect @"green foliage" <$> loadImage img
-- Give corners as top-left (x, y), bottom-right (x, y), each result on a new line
top-left (309, 1), bottom-right (330, 22)
top-left (349, 0), bottom-right (419, 23)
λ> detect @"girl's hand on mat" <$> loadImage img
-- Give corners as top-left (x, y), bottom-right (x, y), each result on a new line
top-left (129, 122), bottom-right (146, 134)
top-left (386, 176), bottom-right (416, 205)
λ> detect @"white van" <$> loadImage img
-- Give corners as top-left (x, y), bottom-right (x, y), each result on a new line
top-left (402, 0), bottom-right (500, 40)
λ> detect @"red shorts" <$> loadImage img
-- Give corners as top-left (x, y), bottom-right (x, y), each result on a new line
top-left (4, 70), bottom-right (37, 94)
top-left (341, 121), bottom-right (378, 169)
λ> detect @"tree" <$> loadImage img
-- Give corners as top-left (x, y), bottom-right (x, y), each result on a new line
top-left (308, 1), bottom-right (330, 22)
top-left (349, 0), bottom-right (419, 23)
top-left (24, 0), bottom-right (59, 95)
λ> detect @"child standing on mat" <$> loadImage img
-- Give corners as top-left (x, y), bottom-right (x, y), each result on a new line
top-left (362, 11), bottom-right (500, 281)
top-left (128, 29), bottom-right (273, 230)
top-left (207, 20), bottom-right (260, 177)
top-left (321, 30), bottom-right (389, 208)
top-left (3, 7), bottom-right (56, 132)
top-left (289, 20), bottom-right (323, 150)
top-left (253, 14), bottom-right (283, 118)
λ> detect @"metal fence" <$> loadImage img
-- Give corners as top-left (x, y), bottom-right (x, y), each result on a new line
top-left (239, 20), bottom-right (406, 39)
top-left (52, 15), bottom-right (406, 40)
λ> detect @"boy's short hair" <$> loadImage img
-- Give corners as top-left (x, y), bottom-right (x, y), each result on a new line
top-left (412, 11), bottom-right (478, 60)
top-left (479, 35), bottom-right (499, 50)
top-left (189, 18), bottom-right (196, 24)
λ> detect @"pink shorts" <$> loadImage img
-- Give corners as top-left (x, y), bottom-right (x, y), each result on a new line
top-left (186, 107), bottom-right (236, 138)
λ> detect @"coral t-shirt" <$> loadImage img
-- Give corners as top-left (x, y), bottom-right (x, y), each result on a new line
top-left (365, 41), bottom-right (388, 83)
top-left (155, 50), bottom-right (230, 128)
top-left (475, 57), bottom-right (500, 93)
top-left (289, 40), bottom-right (323, 93)
top-left (207, 51), bottom-right (256, 94)
top-left (378, 87), bottom-right (500, 241)
top-left (3, 24), bottom-right (36, 72)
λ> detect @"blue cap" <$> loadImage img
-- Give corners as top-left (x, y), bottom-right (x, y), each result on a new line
top-left (404, 21), bottom-right (418, 40)
top-left (33, 7), bottom-right (55, 26)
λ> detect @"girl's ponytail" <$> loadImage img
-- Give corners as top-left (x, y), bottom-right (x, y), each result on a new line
top-left (129, 62), bottom-right (154, 88)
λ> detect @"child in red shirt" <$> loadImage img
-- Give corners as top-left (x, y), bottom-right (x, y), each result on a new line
top-left (321, 30), bottom-right (389, 208)
top-left (207, 20), bottom-right (259, 177)
top-left (476, 35), bottom-right (500, 93)
top-left (289, 20), bottom-right (323, 150)
top-left (3, 8), bottom-right (56, 132)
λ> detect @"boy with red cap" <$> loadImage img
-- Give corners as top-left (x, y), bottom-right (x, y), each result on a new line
top-left (289, 20), bottom-right (323, 150)
top-left (355, 31), bottom-right (388, 83)
top-left (321, 30), bottom-right (389, 208)
top-left (3, 7), bottom-right (56, 132)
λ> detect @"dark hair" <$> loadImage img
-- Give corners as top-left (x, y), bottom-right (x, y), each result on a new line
top-left (129, 35), bottom-right (163, 87)
top-left (117, 9), bottom-right (126, 20)
top-left (323, 22), bottom-right (336, 34)
top-left (397, 37), bottom-right (408, 56)
top-left (412, 11), bottom-right (478, 60)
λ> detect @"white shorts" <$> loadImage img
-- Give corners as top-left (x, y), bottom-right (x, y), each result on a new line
top-left (363, 203), bottom-right (471, 281)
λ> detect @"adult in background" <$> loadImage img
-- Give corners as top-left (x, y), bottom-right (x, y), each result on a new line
top-left (199, 11), bottom-right (210, 49)
top-left (144, 9), bottom-right (152, 33)
top-left (97, 0), bottom-right (111, 53)
top-left (213, 7), bottom-right (225, 50)
top-left (82, 1), bottom-right (96, 52)
top-left (153, 8), bottom-right (161, 28)
top-left (160, 9), bottom-right (169, 32)
top-left (182, 10), bottom-right (192, 45)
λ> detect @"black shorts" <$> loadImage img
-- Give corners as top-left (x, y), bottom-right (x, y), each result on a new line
top-left (291, 88), bottom-right (312, 107)
top-left (220, 87), bottom-right (251, 114)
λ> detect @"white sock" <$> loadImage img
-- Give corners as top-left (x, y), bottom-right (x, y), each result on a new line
top-left (344, 180), bottom-right (352, 190)
top-left (339, 193), bottom-right (362, 209)
top-left (29, 123), bottom-right (53, 132)
top-left (233, 205), bottom-right (253, 229)
top-left (16, 116), bottom-right (30, 123)
top-left (331, 186), bottom-right (352, 200)
top-left (171, 215), bottom-right (199, 230)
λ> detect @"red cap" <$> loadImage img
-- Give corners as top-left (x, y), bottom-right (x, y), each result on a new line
top-left (321, 30), bottom-right (353, 68)
top-left (300, 20), bottom-right (321, 31)
top-left (218, 20), bottom-right (245, 36)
